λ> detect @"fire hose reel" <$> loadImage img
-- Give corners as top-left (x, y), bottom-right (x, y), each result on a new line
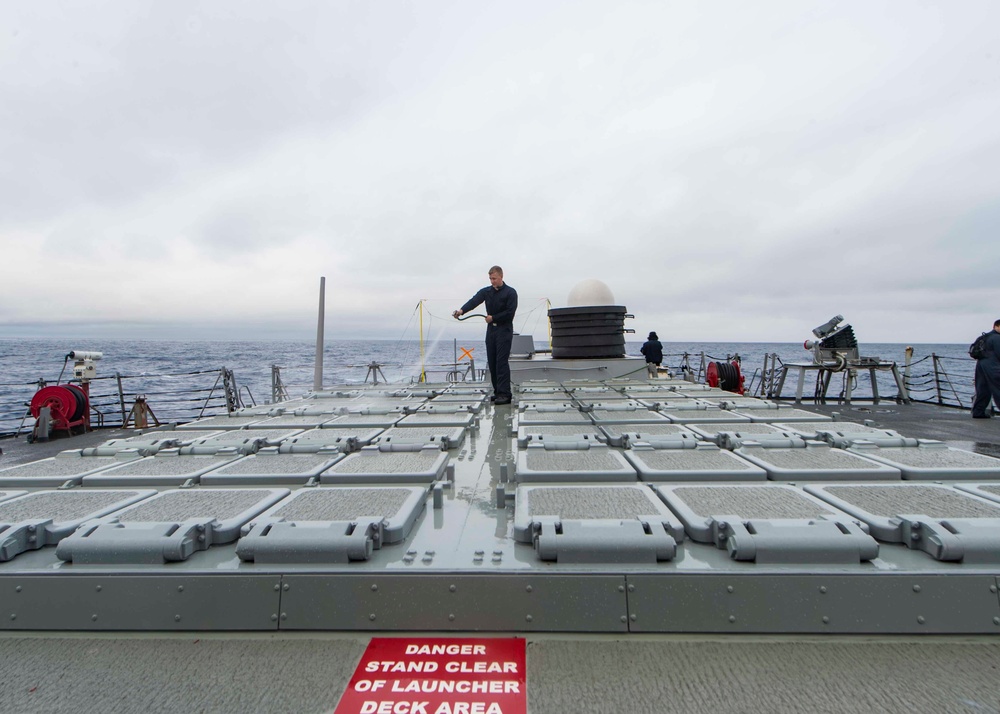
top-left (707, 361), bottom-right (744, 394)
top-left (30, 385), bottom-right (88, 424)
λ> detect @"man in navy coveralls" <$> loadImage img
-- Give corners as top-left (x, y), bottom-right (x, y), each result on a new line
top-left (972, 319), bottom-right (1000, 418)
top-left (453, 266), bottom-right (518, 405)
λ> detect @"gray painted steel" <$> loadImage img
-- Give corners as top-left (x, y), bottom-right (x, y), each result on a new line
top-left (516, 425), bottom-right (604, 449)
top-left (378, 425), bottom-right (467, 450)
top-left (2, 377), bottom-right (1000, 636)
top-left (735, 441), bottom-right (902, 480)
top-left (278, 426), bottom-right (384, 453)
top-left (515, 442), bottom-right (637, 483)
top-left (0, 451), bottom-right (143, 487)
top-left (82, 452), bottom-right (242, 486)
top-left (176, 415), bottom-right (268, 430)
top-left (729, 406), bottom-right (833, 423)
top-left (54, 488), bottom-right (288, 564)
top-left (199, 451), bottom-right (344, 485)
top-left (626, 443), bottom-right (767, 482)
top-left (656, 483), bottom-right (878, 563)
top-left (320, 444), bottom-right (449, 485)
top-left (598, 422), bottom-right (696, 447)
top-left (82, 429), bottom-right (225, 455)
top-left (847, 441), bottom-right (1000, 479)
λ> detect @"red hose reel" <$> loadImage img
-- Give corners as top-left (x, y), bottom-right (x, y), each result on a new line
top-left (30, 383), bottom-right (90, 433)
top-left (706, 360), bottom-right (745, 395)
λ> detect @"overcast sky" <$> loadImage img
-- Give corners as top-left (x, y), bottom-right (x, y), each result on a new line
top-left (2, 1), bottom-right (998, 345)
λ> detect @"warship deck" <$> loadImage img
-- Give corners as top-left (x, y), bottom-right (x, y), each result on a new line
top-left (1, 379), bottom-right (999, 712)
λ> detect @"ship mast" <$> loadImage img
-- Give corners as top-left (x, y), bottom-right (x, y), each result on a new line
top-left (313, 276), bottom-right (326, 390)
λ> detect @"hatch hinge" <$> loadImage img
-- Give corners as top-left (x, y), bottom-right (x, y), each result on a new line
top-left (377, 442), bottom-right (445, 453)
top-left (531, 516), bottom-right (676, 563)
top-left (0, 519), bottom-right (55, 561)
top-left (898, 516), bottom-right (1000, 563)
top-left (55, 519), bottom-right (219, 564)
top-left (235, 518), bottom-right (384, 563)
top-left (713, 515), bottom-right (879, 564)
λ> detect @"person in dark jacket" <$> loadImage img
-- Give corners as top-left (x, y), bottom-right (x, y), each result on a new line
top-left (454, 266), bottom-right (518, 405)
top-left (640, 331), bottom-right (663, 379)
top-left (972, 319), bottom-right (1000, 418)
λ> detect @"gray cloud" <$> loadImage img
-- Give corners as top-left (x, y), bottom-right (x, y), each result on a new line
top-left (3, 1), bottom-right (1000, 344)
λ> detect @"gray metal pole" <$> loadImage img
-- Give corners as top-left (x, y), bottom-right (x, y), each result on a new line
top-left (932, 353), bottom-right (942, 405)
top-left (314, 276), bottom-right (326, 391)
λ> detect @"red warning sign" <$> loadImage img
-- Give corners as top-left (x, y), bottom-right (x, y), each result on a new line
top-left (334, 637), bottom-right (527, 714)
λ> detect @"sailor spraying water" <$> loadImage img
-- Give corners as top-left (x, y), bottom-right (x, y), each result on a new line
top-left (453, 265), bottom-right (518, 405)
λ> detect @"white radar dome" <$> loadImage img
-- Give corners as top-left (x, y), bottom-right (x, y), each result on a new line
top-left (566, 279), bottom-right (616, 307)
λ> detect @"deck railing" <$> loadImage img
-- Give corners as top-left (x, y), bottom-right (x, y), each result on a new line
top-left (0, 367), bottom-right (240, 438)
top-left (734, 352), bottom-right (975, 408)
top-left (1, 350), bottom-right (980, 438)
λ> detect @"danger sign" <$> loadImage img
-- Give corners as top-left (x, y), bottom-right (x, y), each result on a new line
top-left (334, 637), bottom-right (527, 714)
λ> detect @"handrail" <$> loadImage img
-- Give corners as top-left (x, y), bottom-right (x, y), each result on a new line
top-left (0, 347), bottom-right (983, 436)
top-left (1, 366), bottom-right (236, 437)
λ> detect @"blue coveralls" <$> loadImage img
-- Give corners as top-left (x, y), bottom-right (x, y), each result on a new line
top-left (972, 330), bottom-right (1000, 417)
top-left (460, 283), bottom-right (518, 400)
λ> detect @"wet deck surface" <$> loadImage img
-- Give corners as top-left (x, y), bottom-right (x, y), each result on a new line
top-left (805, 401), bottom-right (1000, 458)
top-left (4, 399), bottom-right (996, 465)
top-left (0, 427), bottom-right (133, 467)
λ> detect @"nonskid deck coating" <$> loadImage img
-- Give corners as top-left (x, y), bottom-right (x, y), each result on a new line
top-left (1, 634), bottom-right (998, 714)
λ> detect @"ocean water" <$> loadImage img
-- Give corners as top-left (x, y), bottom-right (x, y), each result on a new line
top-left (0, 338), bottom-right (974, 435)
